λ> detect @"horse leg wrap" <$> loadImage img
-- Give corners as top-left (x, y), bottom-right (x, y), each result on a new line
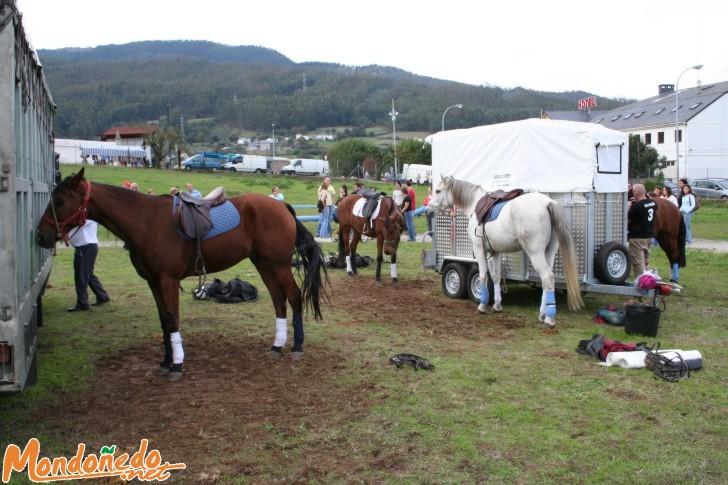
top-left (292, 313), bottom-right (304, 352)
top-left (346, 255), bottom-right (352, 273)
top-left (480, 283), bottom-right (489, 305)
top-left (671, 263), bottom-right (679, 282)
top-left (390, 263), bottom-right (397, 279)
top-left (274, 317), bottom-right (288, 348)
top-left (545, 291), bottom-right (556, 319)
top-left (493, 283), bottom-right (502, 306)
top-left (171, 331), bottom-right (184, 365)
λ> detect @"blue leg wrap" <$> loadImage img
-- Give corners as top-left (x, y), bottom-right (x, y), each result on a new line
top-left (545, 291), bottom-right (556, 319)
top-left (671, 263), bottom-right (679, 282)
top-left (480, 284), bottom-right (489, 305)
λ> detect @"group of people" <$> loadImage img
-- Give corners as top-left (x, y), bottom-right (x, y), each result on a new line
top-left (627, 178), bottom-right (699, 282)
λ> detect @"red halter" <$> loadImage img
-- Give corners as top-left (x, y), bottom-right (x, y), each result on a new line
top-left (42, 181), bottom-right (92, 246)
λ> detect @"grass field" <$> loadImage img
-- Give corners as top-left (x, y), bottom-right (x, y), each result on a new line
top-left (0, 166), bottom-right (726, 483)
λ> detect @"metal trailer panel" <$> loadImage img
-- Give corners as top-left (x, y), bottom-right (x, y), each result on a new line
top-left (0, 2), bottom-right (56, 393)
top-left (429, 192), bottom-right (648, 297)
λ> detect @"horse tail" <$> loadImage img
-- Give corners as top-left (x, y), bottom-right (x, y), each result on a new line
top-left (293, 214), bottom-right (330, 321)
top-left (547, 201), bottom-right (584, 311)
top-left (678, 214), bottom-right (687, 267)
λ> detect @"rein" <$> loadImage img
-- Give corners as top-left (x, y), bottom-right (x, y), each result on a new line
top-left (42, 181), bottom-right (92, 246)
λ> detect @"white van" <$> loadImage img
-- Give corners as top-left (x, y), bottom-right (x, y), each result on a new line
top-left (280, 158), bottom-right (329, 176)
top-left (223, 154), bottom-right (271, 173)
top-left (401, 163), bottom-right (432, 185)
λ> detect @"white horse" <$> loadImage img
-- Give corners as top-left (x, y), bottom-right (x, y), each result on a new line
top-left (426, 176), bottom-right (584, 328)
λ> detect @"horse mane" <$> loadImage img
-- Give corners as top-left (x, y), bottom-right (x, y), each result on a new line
top-left (444, 176), bottom-right (481, 208)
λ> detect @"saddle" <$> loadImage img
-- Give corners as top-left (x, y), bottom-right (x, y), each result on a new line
top-left (474, 189), bottom-right (524, 224)
top-left (173, 187), bottom-right (227, 239)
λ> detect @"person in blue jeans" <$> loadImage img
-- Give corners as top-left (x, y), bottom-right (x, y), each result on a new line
top-left (401, 188), bottom-right (416, 241)
top-left (316, 179), bottom-right (334, 238)
top-left (679, 184), bottom-right (696, 244)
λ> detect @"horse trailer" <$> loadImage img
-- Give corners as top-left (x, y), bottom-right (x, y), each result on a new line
top-left (0, 2), bottom-right (56, 392)
top-left (423, 119), bottom-right (649, 301)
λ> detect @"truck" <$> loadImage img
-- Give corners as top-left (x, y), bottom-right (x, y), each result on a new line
top-left (223, 154), bottom-right (271, 173)
top-left (280, 158), bottom-right (329, 176)
top-left (181, 152), bottom-right (227, 171)
top-left (423, 118), bottom-right (647, 301)
top-left (0, 2), bottom-right (56, 392)
top-left (401, 164), bottom-right (432, 185)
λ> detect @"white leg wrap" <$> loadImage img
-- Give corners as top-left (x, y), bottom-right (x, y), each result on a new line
top-left (493, 283), bottom-right (502, 305)
top-left (171, 331), bottom-right (184, 365)
top-left (346, 255), bottom-right (352, 272)
top-left (274, 318), bottom-right (288, 347)
top-left (539, 292), bottom-right (547, 315)
top-left (390, 263), bottom-right (397, 279)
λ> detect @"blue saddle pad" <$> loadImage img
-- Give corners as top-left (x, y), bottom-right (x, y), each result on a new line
top-left (172, 197), bottom-right (241, 240)
top-left (485, 201), bottom-right (508, 222)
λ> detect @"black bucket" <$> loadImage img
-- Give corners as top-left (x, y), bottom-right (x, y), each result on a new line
top-left (624, 304), bottom-right (661, 337)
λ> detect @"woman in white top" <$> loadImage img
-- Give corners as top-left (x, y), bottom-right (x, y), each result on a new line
top-left (392, 180), bottom-right (404, 209)
top-left (679, 185), bottom-right (696, 244)
top-left (662, 186), bottom-right (678, 206)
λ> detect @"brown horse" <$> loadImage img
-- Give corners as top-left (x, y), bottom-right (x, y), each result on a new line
top-left (651, 197), bottom-right (687, 282)
top-left (36, 168), bottom-right (328, 381)
top-left (336, 193), bottom-right (404, 286)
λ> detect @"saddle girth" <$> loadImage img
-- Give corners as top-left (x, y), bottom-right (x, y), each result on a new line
top-left (474, 189), bottom-right (524, 224)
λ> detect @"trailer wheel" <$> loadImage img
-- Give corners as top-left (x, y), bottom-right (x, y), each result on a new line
top-left (466, 266), bottom-right (494, 304)
top-left (229, 167), bottom-right (237, 173)
top-left (594, 242), bottom-right (631, 285)
top-left (441, 263), bottom-right (467, 299)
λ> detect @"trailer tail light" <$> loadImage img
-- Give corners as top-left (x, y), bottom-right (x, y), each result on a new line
top-left (0, 342), bottom-right (11, 364)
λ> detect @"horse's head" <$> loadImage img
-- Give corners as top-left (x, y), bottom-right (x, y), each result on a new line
top-left (381, 197), bottom-right (404, 256)
top-left (425, 175), bottom-right (454, 217)
top-left (36, 168), bottom-right (89, 248)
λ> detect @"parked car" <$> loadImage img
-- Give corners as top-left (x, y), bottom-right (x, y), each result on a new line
top-left (690, 179), bottom-right (728, 199)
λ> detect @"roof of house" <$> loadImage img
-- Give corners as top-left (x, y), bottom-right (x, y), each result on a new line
top-left (594, 80), bottom-right (728, 130)
top-left (98, 125), bottom-right (158, 138)
top-left (542, 81), bottom-right (728, 132)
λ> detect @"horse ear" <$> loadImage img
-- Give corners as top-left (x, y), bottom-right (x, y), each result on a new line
top-left (70, 167), bottom-right (85, 186)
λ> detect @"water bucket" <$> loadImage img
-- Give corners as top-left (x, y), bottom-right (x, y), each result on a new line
top-left (624, 304), bottom-right (661, 337)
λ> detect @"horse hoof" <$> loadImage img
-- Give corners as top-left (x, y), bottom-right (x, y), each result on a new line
top-left (392, 279), bottom-right (400, 287)
top-left (374, 280), bottom-right (383, 287)
top-left (538, 313), bottom-right (546, 323)
top-left (493, 304), bottom-right (503, 312)
top-left (268, 350), bottom-right (283, 359)
top-left (168, 372), bottom-right (183, 382)
top-left (477, 304), bottom-right (487, 314)
top-left (291, 351), bottom-right (305, 361)
top-left (154, 366), bottom-right (170, 376)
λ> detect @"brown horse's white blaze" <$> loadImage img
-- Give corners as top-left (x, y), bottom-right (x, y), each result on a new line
top-left (336, 194), bottom-right (404, 287)
top-left (36, 169), bottom-right (329, 381)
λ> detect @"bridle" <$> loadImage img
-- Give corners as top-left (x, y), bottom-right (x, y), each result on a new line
top-left (42, 181), bottom-right (92, 246)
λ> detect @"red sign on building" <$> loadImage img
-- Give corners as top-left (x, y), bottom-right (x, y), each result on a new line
top-left (577, 96), bottom-right (598, 110)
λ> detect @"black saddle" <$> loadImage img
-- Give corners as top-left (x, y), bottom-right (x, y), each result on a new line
top-left (173, 187), bottom-right (227, 239)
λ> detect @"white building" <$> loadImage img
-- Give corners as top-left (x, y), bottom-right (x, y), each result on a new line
top-left (545, 81), bottom-right (728, 180)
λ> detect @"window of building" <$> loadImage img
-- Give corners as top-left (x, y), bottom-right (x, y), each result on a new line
top-left (690, 102), bottom-right (702, 109)
top-left (635, 111), bottom-right (645, 118)
top-left (645, 133), bottom-right (652, 145)
top-left (675, 129), bottom-right (682, 142)
top-left (671, 105), bottom-right (681, 113)
top-left (624, 113), bottom-right (633, 119)
top-left (611, 115), bottom-right (621, 121)
top-left (657, 132), bottom-right (665, 144)
top-left (654, 108), bottom-right (665, 115)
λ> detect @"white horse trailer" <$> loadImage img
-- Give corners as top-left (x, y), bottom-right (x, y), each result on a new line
top-left (424, 118), bottom-right (649, 301)
top-left (0, 3), bottom-right (56, 392)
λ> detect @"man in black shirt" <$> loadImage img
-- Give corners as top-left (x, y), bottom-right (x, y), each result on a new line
top-left (627, 184), bottom-right (658, 279)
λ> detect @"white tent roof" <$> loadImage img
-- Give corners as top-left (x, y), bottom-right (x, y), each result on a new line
top-left (426, 118), bottom-right (629, 193)
top-left (80, 141), bottom-right (145, 158)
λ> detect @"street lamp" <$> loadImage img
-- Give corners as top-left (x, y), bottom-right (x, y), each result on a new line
top-left (272, 123), bottom-right (275, 158)
top-left (442, 104), bottom-right (463, 132)
top-left (166, 104), bottom-right (171, 130)
top-left (675, 64), bottom-right (703, 182)
top-left (389, 99), bottom-right (398, 177)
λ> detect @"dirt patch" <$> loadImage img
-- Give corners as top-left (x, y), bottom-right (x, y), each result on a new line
top-left (33, 274), bottom-right (534, 482)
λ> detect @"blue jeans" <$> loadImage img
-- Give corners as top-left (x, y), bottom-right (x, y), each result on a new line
top-left (682, 211), bottom-right (693, 243)
top-left (404, 211), bottom-right (416, 240)
top-left (317, 206), bottom-right (331, 238)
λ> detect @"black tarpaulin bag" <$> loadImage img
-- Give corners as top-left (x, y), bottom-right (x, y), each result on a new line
top-left (206, 278), bottom-right (259, 303)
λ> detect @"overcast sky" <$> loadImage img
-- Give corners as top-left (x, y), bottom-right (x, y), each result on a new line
top-left (18, 0), bottom-right (727, 101)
